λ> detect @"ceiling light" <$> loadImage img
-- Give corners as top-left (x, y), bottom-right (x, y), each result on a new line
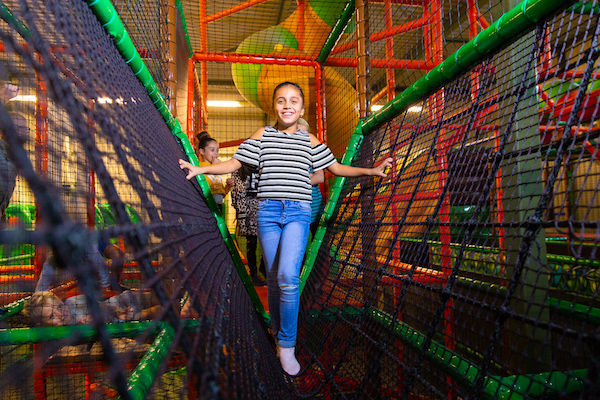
top-left (97, 97), bottom-right (113, 104)
top-left (207, 100), bottom-right (242, 108)
top-left (408, 106), bottom-right (422, 113)
top-left (8, 95), bottom-right (36, 102)
top-left (371, 104), bottom-right (383, 112)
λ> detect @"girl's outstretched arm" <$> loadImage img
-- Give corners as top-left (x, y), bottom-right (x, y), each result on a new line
top-left (308, 133), bottom-right (392, 178)
top-left (178, 158), bottom-right (242, 180)
top-left (327, 157), bottom-right (393, 178)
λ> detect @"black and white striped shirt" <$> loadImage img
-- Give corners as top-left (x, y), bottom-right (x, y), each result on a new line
top-left (233, 126), bottom-right (336, 202)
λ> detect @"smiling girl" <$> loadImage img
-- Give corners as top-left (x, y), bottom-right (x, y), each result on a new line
top-left (179, 81), bottom-right (392, 375)
top-left (195, 131), bottom-right (232, 206)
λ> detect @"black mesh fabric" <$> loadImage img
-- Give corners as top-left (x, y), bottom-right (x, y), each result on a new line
top-left (298, 5), bottom-right (600, 400)
top-left (0, 0), bottom-right (287, 399)
top-left (0, 0), bottom-right (599, 399)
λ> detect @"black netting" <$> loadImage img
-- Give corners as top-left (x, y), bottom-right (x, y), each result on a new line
top-left (1, 0), bottom-right (599, 399)
top-left (299, 5), bottom-right (600, 400)
top-left (0, 0), bottom-right (287, 399)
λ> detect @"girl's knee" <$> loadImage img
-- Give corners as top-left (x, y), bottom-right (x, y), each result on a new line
top-left (277, 271), bottom-right (299, 290)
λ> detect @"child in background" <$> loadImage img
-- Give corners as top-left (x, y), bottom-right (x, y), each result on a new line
top-left (195, 131), bottom-right (232, 206)
top-left (231, 165), bottom-right (266, 286)
top-left (179, 81), bottom-right (392, 376)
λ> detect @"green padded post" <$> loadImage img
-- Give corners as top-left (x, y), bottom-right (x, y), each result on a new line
top-left (0, 321), bottom-right (161, 345)
top-left (299, 123), bottom-right (364, 295)
top-left (121, 325), bottom-right (175, 400)
top-left (369, 308), bottom-right (587, 399)
top-left (316, 0), bottom-right (355, 64)
top-left (0, 295), bottom-right (29, 321)
top-left (0, 2), bottom-right (29, 38)
top-left (175, 0), bottom-right (194, 57)
top-left (0, 319), bottom-right (201, 346)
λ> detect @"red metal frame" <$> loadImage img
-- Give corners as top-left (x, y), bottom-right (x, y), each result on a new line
top-left (370, 0), bottom-right (424, 3)
top-left (384, 0), bottom-right (396, 102)
top-left (187, 58), bottom-right (195, 143)
top-left (326, 57), bottom-right (435, 69)
top-left (330, 17), bottom-right (428, 55)
top-left (87, 100), bottom-right (96, 230)
top-left (199, 0), bottom-right (208, 130)
top-left (191, 51), bottom-right (326, 142)
top-left (297, 0), bottom-right (306, 52)
top-left (371, 86), bottom-right (388, 104)
top-left (34, 62), bottom-right (48, 283)
top-left (205, 0), bottom-right (271, 23)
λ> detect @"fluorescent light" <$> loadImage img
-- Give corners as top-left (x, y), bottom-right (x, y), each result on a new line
top-left (8, 95), bottom-right (36, 102)
top-left (408, 106), bottom-right (422, 113)
top-left (97, 97), bottom-right (113, 104)
top-left (207, 100), bottom-right (242, 108)
top-left (371, 104), bottom-right (383, 112)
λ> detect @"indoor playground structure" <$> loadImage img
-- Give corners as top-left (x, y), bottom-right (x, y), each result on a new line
top-left (0, 0), bottom-right (599, 398)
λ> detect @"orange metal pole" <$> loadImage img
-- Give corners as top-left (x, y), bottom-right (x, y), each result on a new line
top-left (371, 86), bottom-right (388, 104)
top-left (330, 17), bottom-right (427, 55)
top-left (467, 0), bottom-right (480, 100)
top-left (187, 58), bottom-right (195, 143)
top-left (205, 0), bottom-right (270, 22)
top-left (34, 64), bottom-right (48, 281)
top-left (193, 51), bottom-right (318, 66)
top-left (467, 0), bottom-right (479, 39)
top-left (370, 16), bottom-right (428, 43)
top-left (423, 2), bottom-right (431, 65)
top-left (199, 0), bottom-right (208, 130)
top-left (87, 100), bottom-right (96, 229)
top-left (371, 0), bottom-right (423, 3)
top-left (33, 344), bottom-right (46, 400)
top-left (298, 0), bottom-right (305, 52)
top-left (315, 64), bottom-right (324, 142)
top-left (477, 10), bottom-right (490, 29)
top-left (355, 0), bottom-right (370, 118)
top-left (385, 0), bottom-right (395, 101)
top-left (318, 63), bottom-right (328, 198)
top-left (326, 57), bottom-right (435, 69)
top-left (494, 129), bottom-right (505, 271)
top-left (219, 138), bottom-right (246, 148)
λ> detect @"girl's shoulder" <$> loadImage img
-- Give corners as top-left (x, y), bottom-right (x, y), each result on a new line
top-left (308, 133), bottom-right (322, 146)
top-left (249, 127), bottom-right (266, 140)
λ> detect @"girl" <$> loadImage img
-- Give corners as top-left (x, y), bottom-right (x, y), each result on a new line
top-left (179, 82), bottom-right (392, 376)
top-left (231, 165), bottom-right (266, 286)
top-left (195, 131), bottom-right (232, 206)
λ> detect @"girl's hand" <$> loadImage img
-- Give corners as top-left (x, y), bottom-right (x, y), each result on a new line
top-left (178, 159), bottom-right (204, 180)
top-left (372, 157), bottom-right (393, 178)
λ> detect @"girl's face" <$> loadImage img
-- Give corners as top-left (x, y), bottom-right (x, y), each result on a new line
top-left (199, 141), bottom-right (219, 163)
top-left (273, 85), bottom-right (304, 132)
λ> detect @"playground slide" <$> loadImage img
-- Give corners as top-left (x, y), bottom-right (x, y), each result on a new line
top-left (232, 0), bottom-right (358, 157)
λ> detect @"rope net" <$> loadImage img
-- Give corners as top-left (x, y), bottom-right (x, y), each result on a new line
top-left (0, 0), bottom-right (598, 399)
top-left (300, 3), bottom-right (600, 399)
top-left (0, 0), bottom-right (286, 399)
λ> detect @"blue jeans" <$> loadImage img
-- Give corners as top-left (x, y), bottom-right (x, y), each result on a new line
top-left (258, 199), bottom-right (311, 348)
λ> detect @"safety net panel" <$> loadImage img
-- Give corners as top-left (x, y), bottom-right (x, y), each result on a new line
top-left (113, 0), bottom-right (172, 104)
top-left (299, 3), bottom-right (600, 399)
top-left (0, 0), bottom-right (288, 399)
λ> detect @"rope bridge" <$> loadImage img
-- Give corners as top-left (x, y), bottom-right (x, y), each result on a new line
top-left (0, 0), bottom-right (598, 399)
